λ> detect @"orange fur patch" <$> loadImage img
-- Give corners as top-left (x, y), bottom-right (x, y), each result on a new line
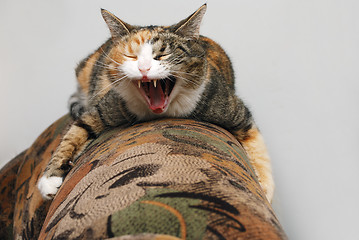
top-left (110, 30), bottom-right (154, 65)
top-left (202, 37), bottom-right (233, 85)
top-left (238, 127), bottom-right (274, 202)
top-left (77, 51), bottom-right (100, 94)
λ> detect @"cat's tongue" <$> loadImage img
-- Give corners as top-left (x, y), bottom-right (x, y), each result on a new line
top-left (148, 82), bottom-right (167, 114)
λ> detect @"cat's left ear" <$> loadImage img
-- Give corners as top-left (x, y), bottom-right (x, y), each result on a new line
top-left (171, 4), bottom-right (207, 39)
top-left (101, 9), bottom-right (134, 38)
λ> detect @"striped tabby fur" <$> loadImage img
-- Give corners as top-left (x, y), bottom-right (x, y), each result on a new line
top-left (37, 4), bottom-right (274, 202)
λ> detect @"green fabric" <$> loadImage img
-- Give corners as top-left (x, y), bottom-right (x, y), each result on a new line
top-left (111, 188), bottom-right (207, 239)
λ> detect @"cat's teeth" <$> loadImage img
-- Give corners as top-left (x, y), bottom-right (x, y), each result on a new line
top-left (153, 80), bottom-right (157, 88)
top-left (138, 80), bottom-right (141, 88)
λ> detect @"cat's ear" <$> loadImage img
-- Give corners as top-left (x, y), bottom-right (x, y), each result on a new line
top-left (171, 4), bottom-right (207, 39)
top-left (101, 9), bottom-right (133, 38)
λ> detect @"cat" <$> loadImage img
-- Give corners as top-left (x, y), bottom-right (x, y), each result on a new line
top-left (37, 4), bottom-right (274, 202)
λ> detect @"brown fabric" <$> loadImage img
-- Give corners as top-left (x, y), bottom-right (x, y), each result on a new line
top-left (14, 115), bottom-right (72, 239)
top-left (0, 150), bottom-right (25, 240)
top-left (0, 116), bottom-right (287, 239)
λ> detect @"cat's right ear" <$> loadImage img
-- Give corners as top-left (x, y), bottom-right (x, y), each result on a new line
top-left (101, 9), bottom-right (133, 38)
top-left (171, 4), bottom-right (207, 39)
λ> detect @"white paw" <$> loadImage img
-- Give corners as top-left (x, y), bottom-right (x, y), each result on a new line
top-left (37, 175), bottom-right (63, 200)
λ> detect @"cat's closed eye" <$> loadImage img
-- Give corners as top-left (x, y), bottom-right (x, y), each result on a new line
top-left (123, 54), bottom-right (137, 60)
top-left (154, 54), bottom-right (169, 60)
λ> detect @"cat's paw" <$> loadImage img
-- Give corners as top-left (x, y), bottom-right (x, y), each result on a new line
top-left (37, 175), bottom-right (63, 200)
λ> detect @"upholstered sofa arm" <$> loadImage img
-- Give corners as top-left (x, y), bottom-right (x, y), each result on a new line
top-left (0, 115), bottom-right (286, 240)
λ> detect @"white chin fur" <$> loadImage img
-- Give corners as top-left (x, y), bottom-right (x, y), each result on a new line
top-left (37, 175), bottom-right (63, 200)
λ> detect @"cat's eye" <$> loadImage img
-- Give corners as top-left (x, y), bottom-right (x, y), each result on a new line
top-left (154, 54), bottom-right (169, 60)
top-left (124, 54), bottom-right (137, 60)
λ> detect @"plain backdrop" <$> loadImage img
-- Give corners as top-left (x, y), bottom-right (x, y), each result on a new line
top-left (1, 0), bottom-right (358, 239)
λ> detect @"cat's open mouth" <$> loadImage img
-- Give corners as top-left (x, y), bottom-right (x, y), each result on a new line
top-left (134, 76), bottom-right (176, 114)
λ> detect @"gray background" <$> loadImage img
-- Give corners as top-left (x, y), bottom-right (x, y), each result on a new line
top-left (1, 0), bottom-right (358, 239)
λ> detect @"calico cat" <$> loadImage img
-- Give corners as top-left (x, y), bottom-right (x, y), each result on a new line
top-left (37, 4), bottom-right (274, 202)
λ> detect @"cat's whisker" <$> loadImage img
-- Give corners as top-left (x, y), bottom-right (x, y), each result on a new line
top-left (92, 59), bottom-right (115, 68)
top-left (120, 76), bottom-right (136, 89)
top-left (167, 54), bottom-right (186, 65)
top-left (99, 47), bottom-right (122, 66)
top-left (170, 70), bottom-right (202, 78)
top-left (162, 52), bottom-right (185, 64)
top-left (89, 74), bottom-right (129, 101)
top-left (170, 73), bottom-right (202, 87)
top-left (86, 58), bottom-right (118, 71)
top-left (92, 63), bottom-right (117, 71)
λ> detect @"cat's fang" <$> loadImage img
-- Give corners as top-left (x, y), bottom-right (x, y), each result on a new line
top-left (137, 80), bottom-right (141, 88)
top-left (153, 80), bottom-right (157, 88)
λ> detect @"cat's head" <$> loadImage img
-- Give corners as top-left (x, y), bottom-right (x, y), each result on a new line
top-left (101, 4), bottom-right (207, 118)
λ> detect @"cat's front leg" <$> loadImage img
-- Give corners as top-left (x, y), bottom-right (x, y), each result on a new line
top-left (234, 126), bottom-right (274, 202)
top-left (37, 121), bottom-right (98, 199)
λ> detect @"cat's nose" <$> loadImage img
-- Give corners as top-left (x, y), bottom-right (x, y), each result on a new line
top-left (138, 57), bottom-right (152, 77)
top-left (139, 66), bottom-right (151, 76)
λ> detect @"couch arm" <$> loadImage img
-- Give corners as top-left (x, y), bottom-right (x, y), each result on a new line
top-left (1, 115), bottom-right (287, 240)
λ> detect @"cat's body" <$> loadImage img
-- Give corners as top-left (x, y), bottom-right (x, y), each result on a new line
top-left (38, 4), bottom-right (274, 202)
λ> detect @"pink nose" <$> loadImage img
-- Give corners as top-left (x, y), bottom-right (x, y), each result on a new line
top-left (138, 55), bottom-right (151, 76)
top-left (139, 66), bottom-right (151, 76)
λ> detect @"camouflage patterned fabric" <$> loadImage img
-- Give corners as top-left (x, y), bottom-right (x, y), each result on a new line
top-left (0, 116), bottom-right (287, 240)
